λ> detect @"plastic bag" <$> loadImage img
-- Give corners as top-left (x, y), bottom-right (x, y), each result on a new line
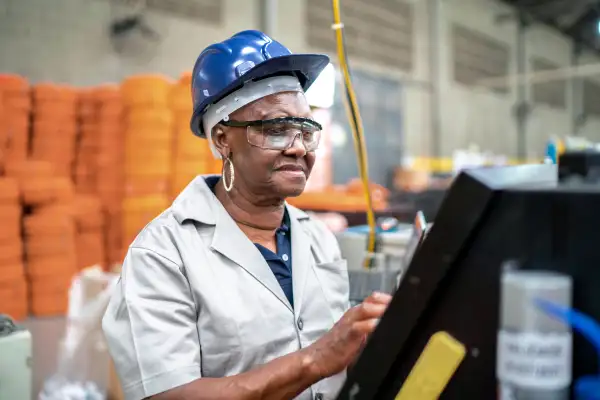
top-left (39, 265), bottom-right (119, 400)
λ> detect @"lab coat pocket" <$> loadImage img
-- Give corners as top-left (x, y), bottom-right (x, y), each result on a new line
top-left (314, 259), bottom-right (350, 323)
top-left (199, 330), bottom-right (241, 377)
top-left (197, 313), bottom-right (242, 377)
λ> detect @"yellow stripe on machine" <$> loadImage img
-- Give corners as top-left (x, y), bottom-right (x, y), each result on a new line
top-left (409, 157), bottom-right (541, 173)
top-left (395, 331), bottom-right (466, 400)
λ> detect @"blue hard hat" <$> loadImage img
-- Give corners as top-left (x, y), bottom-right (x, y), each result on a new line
top-left (190, 30), bottom-right (330, 138)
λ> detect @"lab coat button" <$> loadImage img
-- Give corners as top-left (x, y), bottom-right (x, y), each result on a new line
top-left (315, 393), bottom-right (324, 400)
top-left (297, 318), bottom-right (304, 331)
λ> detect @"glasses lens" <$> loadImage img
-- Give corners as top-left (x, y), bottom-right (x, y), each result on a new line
top-left (247, 119), bottom-right (321, 151)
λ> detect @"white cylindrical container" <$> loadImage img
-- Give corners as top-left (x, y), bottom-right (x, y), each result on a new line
top-left (497, 270), bottom-right (573, 400)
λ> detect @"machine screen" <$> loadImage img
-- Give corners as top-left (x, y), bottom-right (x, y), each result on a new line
top-left (402, 212), bottom-right (428, 269)
top-left (396, 211), bottom-right (429, 288)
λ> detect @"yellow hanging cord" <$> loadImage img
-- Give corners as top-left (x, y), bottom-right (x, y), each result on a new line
top-left (332, 0), bottom-right (377, 268)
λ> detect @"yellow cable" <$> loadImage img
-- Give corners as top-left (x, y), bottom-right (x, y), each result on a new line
top-left (332, 0), bottom-right (377, 268)
top-left (332, 0), bottom-right (375, 260)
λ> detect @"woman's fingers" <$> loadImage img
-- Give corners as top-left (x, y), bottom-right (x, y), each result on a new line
top-left (365, 291), bottom-right (393, 305)
top-left (341, 292), bottom-right (391, 342)
top-left (352, 318), bottom-right (380, 335)
top-left (353, 299), bottom-right (388, 320)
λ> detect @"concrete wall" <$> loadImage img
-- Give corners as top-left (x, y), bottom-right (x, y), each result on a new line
top-left (0, 0), bottom-right (598, 159)
top-left (0, 0), bottom-right (259, 84)
top-left (440, 0), bottom-right (600, 158)
top-left (576, 50), bottom-right (600, 141)
top-left (281, 0), bottom-right (600, 159)
top-left (441, 0), bottom-right (518, 157)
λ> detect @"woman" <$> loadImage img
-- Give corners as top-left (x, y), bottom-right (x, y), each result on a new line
top-left (102, 30), bottom-right (391, 400)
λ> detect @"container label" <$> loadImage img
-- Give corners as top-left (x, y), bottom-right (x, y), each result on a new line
top-left (498, 383), bottom-right (516, 400)
top-left (496, 331), bottom-right (572, 389)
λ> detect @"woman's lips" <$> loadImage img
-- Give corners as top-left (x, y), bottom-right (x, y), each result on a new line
top-left (275, 164), bottom-right (306, 177)
top-left (276, 164), bottom-right (304, 172)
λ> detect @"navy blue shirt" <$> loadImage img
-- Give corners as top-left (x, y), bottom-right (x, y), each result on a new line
top-left (205, 176), bottom-right (294, 307)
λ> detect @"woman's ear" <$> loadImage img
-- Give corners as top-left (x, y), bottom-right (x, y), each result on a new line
top-left (211, 125), bottom-right (229, 158)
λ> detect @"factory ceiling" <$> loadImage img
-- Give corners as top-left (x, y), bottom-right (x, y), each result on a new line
top-left (500, 0), bottom-right (600, 53)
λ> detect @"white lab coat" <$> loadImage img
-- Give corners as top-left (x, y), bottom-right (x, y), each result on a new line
top-left (102, 176), bottom-right (350, 400)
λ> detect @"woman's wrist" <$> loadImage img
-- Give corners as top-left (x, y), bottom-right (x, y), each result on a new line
top-left (299, 345), bottom-right (325, 382)
top-left (230, 346), bottom-right (326, 400)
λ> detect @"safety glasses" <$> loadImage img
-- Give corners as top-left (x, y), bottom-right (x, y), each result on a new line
top-left (220, 117), bottom-right (322, 152)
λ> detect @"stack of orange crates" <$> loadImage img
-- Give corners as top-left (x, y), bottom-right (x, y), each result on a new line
top-left (74, 89), bottom-right (99, 194)
top-left (72, 91), bottom-right (108, 269)
top-left (0, 74), bottom-right (31, 170)
top-left (121, 75), bottom-right (173, 248)
top-left (169, 72), bottom-right (212, 199)
top-left (0, 177), bottom-right (27, 321)
top-left (18, 160), bottom-right (77, 317)
top-left (95, 86), bottom-right (125, 266)
top-left (73, 194), bottom-right (105, 270)
top-left (31, 84), bottom-right (78, 178)
top-left (0, 91), bottom-right (6, 172)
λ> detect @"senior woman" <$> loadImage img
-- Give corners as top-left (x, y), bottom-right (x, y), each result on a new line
top-left (102, 30), bottom-right (391, 400)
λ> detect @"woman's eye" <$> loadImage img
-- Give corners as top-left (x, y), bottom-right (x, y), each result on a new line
top-left (266, 130), bottom-right (288, 138)
top-left (264, 124), bottom-right (285, 133)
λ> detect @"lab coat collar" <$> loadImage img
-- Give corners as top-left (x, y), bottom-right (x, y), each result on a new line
top-left (172, 175), bottom-right (219, 225)
top-left (172, 175), bottom-right (312, 314)
top-left (172, 175), bottom-right (311, 225)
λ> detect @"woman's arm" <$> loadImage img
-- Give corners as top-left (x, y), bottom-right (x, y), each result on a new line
top-left (149, 292), bottom-right (390, 400)
top-left (104, 242), bottom-right (389, 400)
top-left (149, 348), bottom-right (318, 400)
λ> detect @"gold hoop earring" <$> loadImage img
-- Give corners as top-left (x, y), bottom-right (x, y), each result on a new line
top-left (222, 156), bottom-right (235, 192)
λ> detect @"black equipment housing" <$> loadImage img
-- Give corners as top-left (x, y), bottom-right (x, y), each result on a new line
top-left (337, 163), bottom-right (600, 399)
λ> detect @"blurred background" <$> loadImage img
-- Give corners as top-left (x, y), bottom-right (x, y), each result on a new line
top-left (1, 0), bottom-right (600, 398)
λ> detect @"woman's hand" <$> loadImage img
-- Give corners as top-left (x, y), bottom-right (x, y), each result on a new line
top-left (304, 291), bottom-right (392, 379)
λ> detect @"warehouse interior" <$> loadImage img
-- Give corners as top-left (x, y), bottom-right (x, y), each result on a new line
top-left (2, 0), bottom-right (600, 399)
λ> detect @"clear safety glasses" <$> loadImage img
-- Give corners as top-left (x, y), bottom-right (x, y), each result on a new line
top-left (220, 117), bottom-right (322, 152)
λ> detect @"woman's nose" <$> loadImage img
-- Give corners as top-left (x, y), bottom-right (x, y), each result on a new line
top-left (284, 133), bottom-right (307, 156)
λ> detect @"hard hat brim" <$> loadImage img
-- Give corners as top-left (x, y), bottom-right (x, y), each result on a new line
top-left (190, 53), bottom-right (330, 138)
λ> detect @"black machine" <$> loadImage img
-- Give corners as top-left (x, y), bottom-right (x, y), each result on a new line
top-left (558, 150), bottom-right (600, 184)
top-left (336, 161), bottom-right (600, 399)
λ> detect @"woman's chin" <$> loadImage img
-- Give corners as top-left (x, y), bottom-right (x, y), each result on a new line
top-left (274, 180), bottom-right (307, 198)
top-left (282, 187), bottom-right (305, 198)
